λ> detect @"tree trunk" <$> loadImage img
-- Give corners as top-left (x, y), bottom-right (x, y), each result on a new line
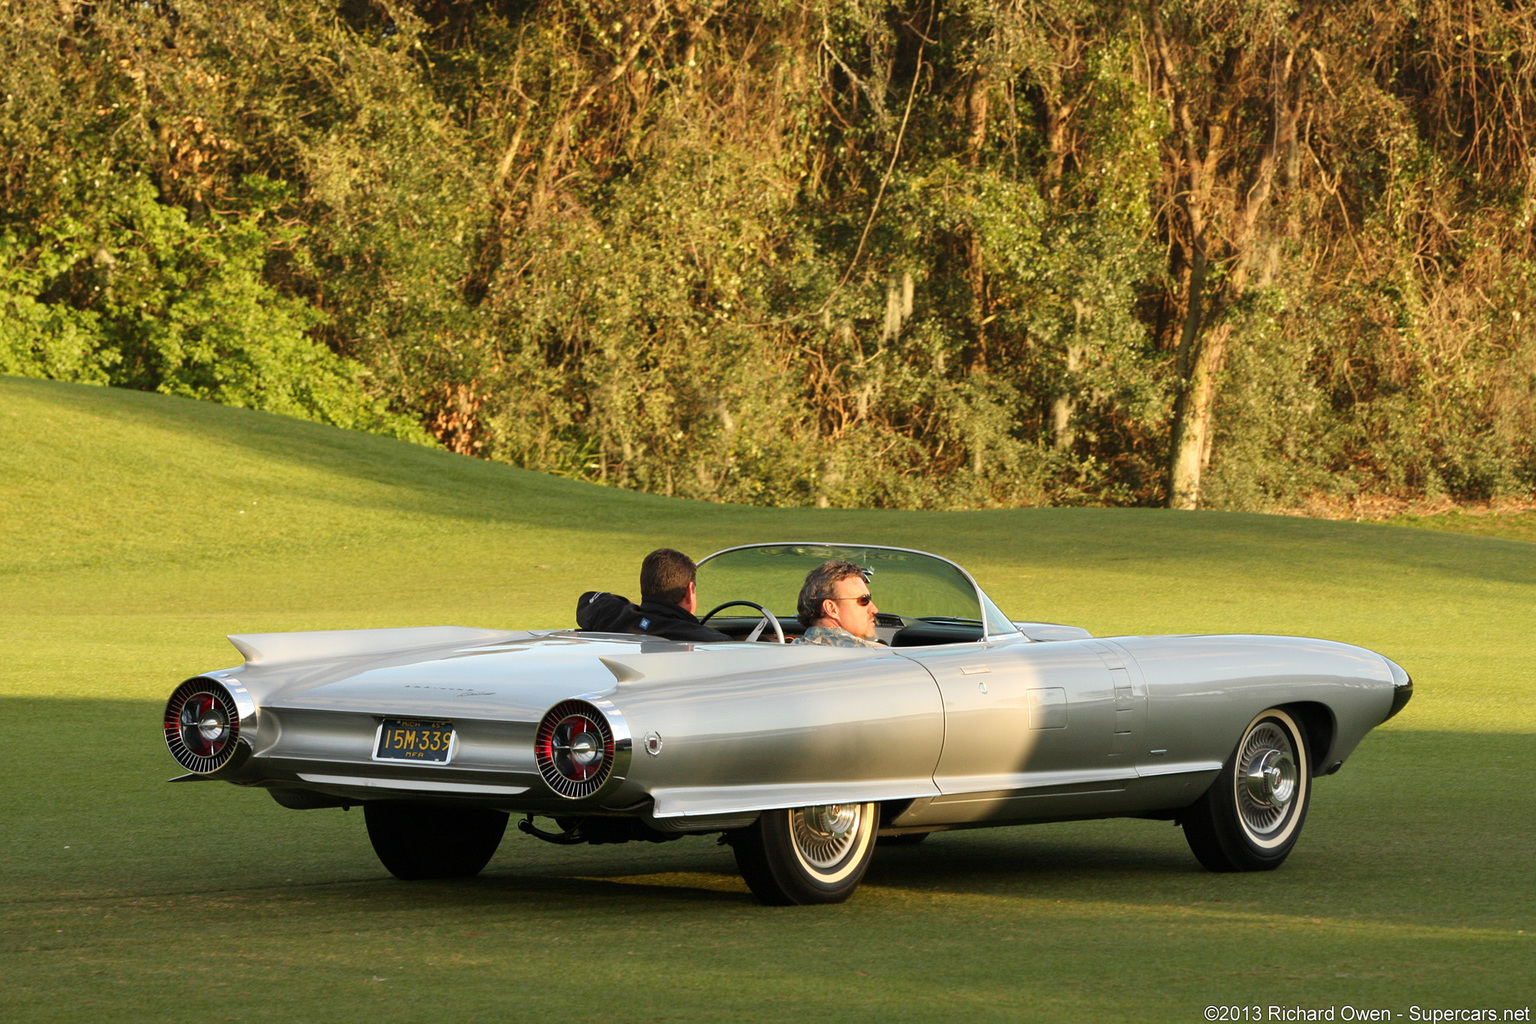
top-left (1167, 323), bottom-right (1230, 508)
top-left (1152, 4), bottom-right (1307, 508)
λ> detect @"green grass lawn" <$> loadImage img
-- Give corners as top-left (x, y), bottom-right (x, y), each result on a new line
top-left (3, 376), bottom-right (1532, 1022)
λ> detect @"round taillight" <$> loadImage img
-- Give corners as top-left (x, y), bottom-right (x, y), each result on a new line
top-left (164, 677), bottom-right (253, 774)
top-left (534, 699), bottom-right (629, 799)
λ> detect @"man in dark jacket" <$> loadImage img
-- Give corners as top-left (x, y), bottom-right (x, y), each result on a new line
top-left (575, 548), bottom-right (730, 642)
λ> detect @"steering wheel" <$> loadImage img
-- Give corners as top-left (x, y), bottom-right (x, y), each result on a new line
top-left (700, 600), bottom-right (786, 644)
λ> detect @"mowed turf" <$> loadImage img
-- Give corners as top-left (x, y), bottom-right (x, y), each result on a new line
top-left (2, 375), bottom-right (1531, 1023)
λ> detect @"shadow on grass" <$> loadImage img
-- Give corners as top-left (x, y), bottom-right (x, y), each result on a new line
top-left (387, 870), bottom-right (758, 906)
top-left (867, 829), bottom-right (1200, 889)
top-left (4, 697), bottom-right (1531, 930)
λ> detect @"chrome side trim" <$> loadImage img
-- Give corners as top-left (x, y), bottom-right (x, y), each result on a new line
top-left (936, 765), bottom-right (1141, 795)
top-left (296, 773), bottom-right (529, 797)
top-left (1136, 759), bottom-right (1224, 779)
top-left (649, 778), bottom-right (941, 819)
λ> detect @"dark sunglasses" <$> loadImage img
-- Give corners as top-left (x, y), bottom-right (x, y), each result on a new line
top-left (831, 594), bottom-right (874, 606)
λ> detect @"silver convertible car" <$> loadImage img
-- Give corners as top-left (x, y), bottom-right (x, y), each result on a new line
top-left (163, 543), bottom-right (1412, 905)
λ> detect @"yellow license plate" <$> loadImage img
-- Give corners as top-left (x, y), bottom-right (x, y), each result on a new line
top-left (375, 718), bottom-right (455, 762)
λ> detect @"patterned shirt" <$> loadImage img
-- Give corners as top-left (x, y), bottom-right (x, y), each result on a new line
top-left (794, 625), bottom-right (884, 648)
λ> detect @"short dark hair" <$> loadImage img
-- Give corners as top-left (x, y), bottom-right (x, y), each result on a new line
top-left (640, 548), bottom-right (697, 606)
top-left (796, 559), bottom-right (869, 624)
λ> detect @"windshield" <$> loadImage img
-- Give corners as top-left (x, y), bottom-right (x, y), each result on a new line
top-left (696, 543), bottom-right (1017, 639)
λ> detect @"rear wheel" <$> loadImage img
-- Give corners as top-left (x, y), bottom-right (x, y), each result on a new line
top-left (731, 802), bottom-right (878, 905)
top-left (364, 801), bottom-right (509, 880)
top-left (1183, 708), bottom-right (1311, 872)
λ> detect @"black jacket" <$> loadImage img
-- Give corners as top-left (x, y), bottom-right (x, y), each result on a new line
top-left (575, 591), bottom-right (730, 643)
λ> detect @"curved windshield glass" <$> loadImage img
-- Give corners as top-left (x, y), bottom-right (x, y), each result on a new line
top-left (696, 543), bottom-right (1017, 639)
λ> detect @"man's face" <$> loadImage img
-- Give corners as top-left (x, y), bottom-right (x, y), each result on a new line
top-left (825, 574), bottom-right (879, 640)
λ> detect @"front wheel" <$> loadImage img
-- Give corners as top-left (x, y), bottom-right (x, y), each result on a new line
top-left (364, 801), bottom-right (509, 880)
top-left (730, 802), bottom-right (878, 905)
top-left (1182, 708), bottom-right (1311, 872)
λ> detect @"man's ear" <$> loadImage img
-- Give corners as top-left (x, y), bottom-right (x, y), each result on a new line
top-left (683, 579), bottom-right (698, 614)
top-left (821, 598), bottom-right (838, 625)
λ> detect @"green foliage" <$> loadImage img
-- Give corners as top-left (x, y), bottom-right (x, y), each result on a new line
top-left (0, 171), bottom-right (427, 440)
top-left (1201, 290), bottom-right (1347, 511)
top-left (0, 2), bottom-right (430, 441)
top-left (482, 145), bottom-right (825, 503)
top-left (5, 0), bottom-right (1536, 510)
top-left (0, 250), bottom-right (110, 383)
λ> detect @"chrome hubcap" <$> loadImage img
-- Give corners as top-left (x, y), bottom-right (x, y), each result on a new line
top-left (1244, 748), bottom-right (1296, 807)
top-left (791, 804), bottom-right (862, 870)
top-left (1236, 722), bottom-right (1298, 836)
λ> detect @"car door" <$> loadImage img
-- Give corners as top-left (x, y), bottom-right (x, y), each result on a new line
top-left (892, 636), bottom-right (1144, 826)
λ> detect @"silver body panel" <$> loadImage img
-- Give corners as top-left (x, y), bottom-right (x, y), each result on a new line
top-left (186, 574), bottom-right (1406, 833)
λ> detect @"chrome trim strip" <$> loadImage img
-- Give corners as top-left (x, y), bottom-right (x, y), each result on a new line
top-left (296, 773), bottom-right (529, 796)
top-left (650, 778), bottom-right (941, 818)
top-left (1135, 759), bottom-right (1224, 779)
top-left (937, 765), bottom-right (1142, 794)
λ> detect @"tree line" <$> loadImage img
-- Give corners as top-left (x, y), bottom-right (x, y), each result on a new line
top-left (4, 0), bottom-right (1535, 511)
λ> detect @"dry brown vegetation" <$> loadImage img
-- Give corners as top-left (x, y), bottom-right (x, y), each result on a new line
top-left (5, 0), bottom-right (1536, 512)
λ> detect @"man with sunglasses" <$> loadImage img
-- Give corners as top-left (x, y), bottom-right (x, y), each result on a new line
top-left (793, 559), bottom-right (884, 647)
